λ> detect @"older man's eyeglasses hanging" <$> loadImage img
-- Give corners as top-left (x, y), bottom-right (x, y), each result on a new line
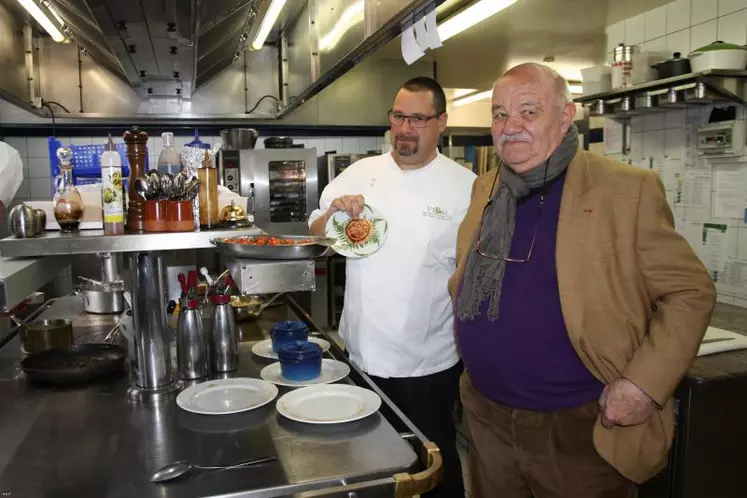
top-left (475, 162), bottom-right (548, 263)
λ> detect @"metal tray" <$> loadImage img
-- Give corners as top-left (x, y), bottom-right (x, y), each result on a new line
top-left (211, 234), bottom-right (335, 260)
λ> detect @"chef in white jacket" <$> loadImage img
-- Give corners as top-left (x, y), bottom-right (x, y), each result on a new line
top-left (0, 141), bottom-right (24, 224)
top-left (308, 77), bottom-right (476, 498)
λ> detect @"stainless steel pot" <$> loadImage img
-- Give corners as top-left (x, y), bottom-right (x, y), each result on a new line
top-left (20, 319), bottom-right (73, 354)
top-left (220, 128), bottom-right (258, 149)
top-left (81, 286), bottom-right (125, 314)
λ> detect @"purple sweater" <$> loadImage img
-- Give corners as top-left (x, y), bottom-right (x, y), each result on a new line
top-left (455, 174), bottom-right (604, 411)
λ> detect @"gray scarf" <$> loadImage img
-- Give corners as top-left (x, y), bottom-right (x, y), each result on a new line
top-left (458, 124), bottom-right (579, 321)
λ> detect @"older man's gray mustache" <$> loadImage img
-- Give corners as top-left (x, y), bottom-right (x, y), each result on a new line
top-left (499, 132), bottom-right (534, 144)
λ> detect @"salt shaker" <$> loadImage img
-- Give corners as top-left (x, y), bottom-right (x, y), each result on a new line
top-left (211, 294), bottom-right (239, 372)
top-left (177, 299), bottom-right (208, 380)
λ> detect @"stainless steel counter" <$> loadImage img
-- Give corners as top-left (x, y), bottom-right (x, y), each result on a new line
top-left (0, 299), bottom-right (426, 498)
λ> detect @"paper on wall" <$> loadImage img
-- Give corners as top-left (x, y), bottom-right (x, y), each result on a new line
top-left (604, 120), bottom-right (624, 155)
top-left (701, 222), bottom-right (729, 275)
top-left (677, 173), bottom-right (711, 207)
top-left (631, 157), bottom-right (650, 170)
top-left (652, 156), bottom-right (683, 192)
top-left (713, 163), bottom-right (747, 219)
top-left (674, 217), bottom-right (689, 237)
top-left (722, 260), bottom-right (747, 299)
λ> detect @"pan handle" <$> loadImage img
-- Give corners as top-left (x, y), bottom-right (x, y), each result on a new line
top-left (0, 298), bottom-right (58, 352)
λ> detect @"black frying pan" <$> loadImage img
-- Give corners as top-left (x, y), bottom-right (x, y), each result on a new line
top-left (20, 343), bottom-right (127, 385)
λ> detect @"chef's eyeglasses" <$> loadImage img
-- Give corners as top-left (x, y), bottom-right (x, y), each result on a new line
top-left (387, 110), bottom-right (441, 128)
top-left (475, 161), bottom-right (549, 263)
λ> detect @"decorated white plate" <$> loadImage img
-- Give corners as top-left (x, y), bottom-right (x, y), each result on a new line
top-left (325, 203), bottom-right (388, 258)
top-left (260, 359), bottom-right (350, 387)
top-left (251, 337), bottom-right (331, 360)
top-left (276, 384), bottom-right (382, 424)
top-left (176, 378), bottom-right (278, 415)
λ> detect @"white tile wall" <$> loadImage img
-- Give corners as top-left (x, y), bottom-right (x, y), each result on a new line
top-left (717, 9), bottom-right (747, 45)
top-left (692, 0), bottom-right (717, 24)
top-left (719, 0), bottom-right (747, 16)
top-left (645, 5), bottom-right (669, 40)
top-left (666, 29), bottom-right (691, 55)
top-left (606, 21), bottom-right (625, 54)
top-left (625, 14), bottom-right (646, 45)
top-left (606, 0), bottom-right (747, 308)
top-left (667, 0), bottom-right (692, 33)
top-left (690, 20), bottom-right (718, 51)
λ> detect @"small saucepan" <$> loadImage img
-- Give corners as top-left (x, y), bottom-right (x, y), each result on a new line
top-left (652, 52), bottom-right (692, 79)
top-left (231, 293), bottom-right (284, 322)
top-left (20, 319), bottom-right (73, 355)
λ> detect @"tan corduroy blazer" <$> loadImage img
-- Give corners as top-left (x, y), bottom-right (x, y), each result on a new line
top-left (449, 150), bottom-right (716, 483)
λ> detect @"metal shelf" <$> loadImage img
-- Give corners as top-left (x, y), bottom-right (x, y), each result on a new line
top-left (575, 70), bottom-right (747, 122)
top-left (574, 69), bottom-right (747, 103)
top-left (0, 227), bottom-right (263, 257)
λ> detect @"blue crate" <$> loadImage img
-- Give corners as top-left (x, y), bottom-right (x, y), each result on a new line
top-left (48, 137), bottom-right (143, 178)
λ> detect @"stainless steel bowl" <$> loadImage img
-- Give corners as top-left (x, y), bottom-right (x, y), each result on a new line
top-left (221, 128), bottom-right (258, 149)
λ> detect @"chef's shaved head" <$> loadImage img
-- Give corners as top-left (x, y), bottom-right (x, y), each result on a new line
top-left (495, 63), bottom-right (572, 108)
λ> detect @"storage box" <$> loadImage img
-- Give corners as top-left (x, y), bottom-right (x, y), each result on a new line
top-left (581, 65), bottom-right (612, 95)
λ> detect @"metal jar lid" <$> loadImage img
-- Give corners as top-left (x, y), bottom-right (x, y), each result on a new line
top-left (613, 43), bottom-right (638, 62)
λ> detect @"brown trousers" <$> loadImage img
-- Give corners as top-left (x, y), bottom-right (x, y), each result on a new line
top-left (460, 373), bottom-right (638, 498)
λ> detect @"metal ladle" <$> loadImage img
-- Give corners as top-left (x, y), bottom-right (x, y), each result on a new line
top-left (150, 456), bottom-right (276, 483)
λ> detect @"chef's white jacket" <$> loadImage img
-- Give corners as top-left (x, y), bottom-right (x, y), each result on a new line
top-left (309, 152), bottom-right (476, 378)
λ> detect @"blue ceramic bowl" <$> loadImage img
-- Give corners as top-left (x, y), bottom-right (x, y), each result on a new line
top-left (270, 321), bottom-right (309, 353)
top-left (277, 342), bottom-right (323, 381)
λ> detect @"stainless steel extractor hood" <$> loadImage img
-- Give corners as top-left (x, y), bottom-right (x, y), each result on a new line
top-left (0, 0), bottom-right (447, 121)
top-left (36, 0), bottom-right (269, 100)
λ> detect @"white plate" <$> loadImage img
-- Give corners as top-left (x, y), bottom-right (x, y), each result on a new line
top-left (176, 378), bottom-right (279, 415)
top-left (251, 337), bottom-right (331, 360)
top-left (276, 384), bottom-right (382, 424)
top-left (260, 359), bottom-right (350, 387)
top-left (325, 203), bottom-right (388, 258)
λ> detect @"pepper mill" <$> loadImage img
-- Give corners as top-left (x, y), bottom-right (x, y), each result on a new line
top-left (124, 127), bottom-right (148, 232)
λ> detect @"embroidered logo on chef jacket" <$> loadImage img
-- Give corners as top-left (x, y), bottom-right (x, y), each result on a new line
top-left (422, 206), bottom-right (451, 221)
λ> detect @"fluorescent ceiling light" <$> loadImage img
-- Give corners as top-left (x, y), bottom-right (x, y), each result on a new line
top-left (437, 0), bottom-right (517, 42)
top-left (452, 89), bottom-right (492, 107)
top-left (40, 0), bottom-right (64, 26)
top-left (16, 0), bottom-right (65, 42)
top-left (319, 1), bottom-right (364, 51)
top-left (251, 0), bottom-right (287, 50)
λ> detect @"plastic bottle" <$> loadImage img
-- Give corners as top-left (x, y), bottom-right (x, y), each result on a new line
top-left (157, 132), bottom-right (180, 175)
top-left (100, 134), bottom-right (125, 235)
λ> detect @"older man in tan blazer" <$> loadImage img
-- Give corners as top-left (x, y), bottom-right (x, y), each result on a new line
top-left (451, 63), bottom-right (715, 498)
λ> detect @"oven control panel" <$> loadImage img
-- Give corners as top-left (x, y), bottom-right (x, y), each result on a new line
top-left (221, 149), bottom-right (241, 193)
